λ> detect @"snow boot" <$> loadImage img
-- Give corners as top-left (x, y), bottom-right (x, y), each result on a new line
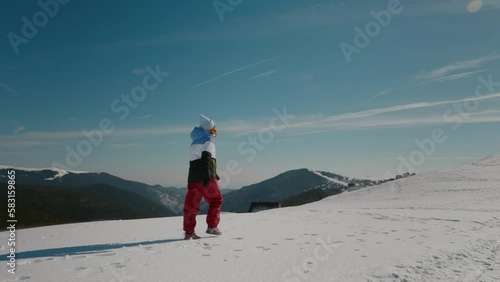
top-left (206, 227), bottom-right (222, 235)
top-left (184, 233), bottom-right (201, 240)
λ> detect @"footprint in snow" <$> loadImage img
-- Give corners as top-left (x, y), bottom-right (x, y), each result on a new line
top-left (304, 233), bottom-right (318, 236)
top-left (391, 273), bottom-right (400, 279)
top-left (31, 258), bottom-right (54, 264)
top-left (202, 243), bottom-right (212, 250)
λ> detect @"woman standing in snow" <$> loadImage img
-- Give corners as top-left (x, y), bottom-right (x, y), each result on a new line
top-left (183, 114), bottom-right (223, 240)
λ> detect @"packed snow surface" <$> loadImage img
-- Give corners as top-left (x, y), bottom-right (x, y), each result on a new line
top-left (1, 156), bottom-right (499, 281)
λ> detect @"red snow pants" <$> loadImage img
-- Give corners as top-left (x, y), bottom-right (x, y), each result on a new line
top-left (183, 179), bottom-right (223, 233)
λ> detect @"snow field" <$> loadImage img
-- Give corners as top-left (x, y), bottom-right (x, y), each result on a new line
top-left (1, 156), bottom-right (499, 281)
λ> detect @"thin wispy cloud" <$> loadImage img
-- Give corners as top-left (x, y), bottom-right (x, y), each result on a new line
top-left (0, 140), bottom-right (65, 149)
top-left (193, 56), bottom-right (280, 88)
top-left (0, 118), bottom-right (286, 149)
top-left (323, 92), bottom-right (500, 122)
top-left (0, 126), bottom-right (191, 149)
top-left (415, 70), bottom-right (486, 86)
top-left (373, 88), bottom-right (395, 98)
top-left (93, 1), bottom-right (499, 51)
top-left (225, 92), bottom-right (500, 136)
top-left (426, 156), bottom-right (477, 161)
top-left (382, 156), bottom-right (476, 161)
top-left (3, 93), bottom-right (500, 148)
top-left (416, 54), bottom-right (500, 80)
top-left (232, 106), bottom-right (500, 138)
top-left (109, 142), bottom-right (147, 150)
top-left (12, 126), bottom-right (26, 134)
top-left (288, 109), bottom-right (500, 132)
top-left (108, 138), bottom-right (178, 150)
top-left (428, 70), bottom-right (485, 82)
top-left (0, 83), bottom-right (16, 93)
top-left (93, 3), bottom-right (355, 50)
top-left (265, 92), bottom-right (500, 135)
top-left (137, 114), bottom-right (152, 119)
top-left (248, 69), bottom-right (279, 80)
top-left (283, 129), bottom-right (331, 137)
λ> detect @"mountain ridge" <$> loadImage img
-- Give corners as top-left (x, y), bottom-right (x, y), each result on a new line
top-left (221, 168), bottom-right (350, 212)
top-left (0, 166), bottom-right (184, 214)
top-left (1, 165), bottom-right (376, 216)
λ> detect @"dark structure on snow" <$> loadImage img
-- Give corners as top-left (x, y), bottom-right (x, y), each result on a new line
top-left (248, 201), bottom-right (282, 213)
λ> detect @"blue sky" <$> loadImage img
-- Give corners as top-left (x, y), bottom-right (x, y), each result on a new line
top-left (1, 0), bottom-right (500, 188)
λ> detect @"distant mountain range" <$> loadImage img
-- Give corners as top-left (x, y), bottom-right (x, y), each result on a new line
top-left (0, 166), bottom-right (185, 214)
top-left (1, 183), bottom-right (177, 229)
top-left (0, 165), bottom-right (383, 228)
top-left (221, 169), bottom-right (349, 213)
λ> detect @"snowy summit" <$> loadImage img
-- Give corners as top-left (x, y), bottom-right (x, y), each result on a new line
top-left (1, 156), bottom-right (500, 281)
top-left (0, 165), bottom-right (88, 181)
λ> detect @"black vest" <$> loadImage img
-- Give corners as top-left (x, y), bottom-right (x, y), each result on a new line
top-left (188, 151), bottom-right (219, 184)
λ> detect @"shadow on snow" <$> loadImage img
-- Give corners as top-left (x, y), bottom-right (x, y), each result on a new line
top-left (0, 238), bottom-right (190, 261)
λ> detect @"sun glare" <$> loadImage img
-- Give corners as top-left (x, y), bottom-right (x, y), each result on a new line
top-left (467, 0), bottom-right (484, 13)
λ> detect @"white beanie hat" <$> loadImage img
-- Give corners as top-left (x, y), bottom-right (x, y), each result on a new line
top-left (199, 114), bottom-right (215, 131)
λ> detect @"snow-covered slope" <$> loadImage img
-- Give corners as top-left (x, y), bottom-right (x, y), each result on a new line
top-left (309, 169), bottom-right (348, 186)
top-left (1, 156), bottom-right (499, 282)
